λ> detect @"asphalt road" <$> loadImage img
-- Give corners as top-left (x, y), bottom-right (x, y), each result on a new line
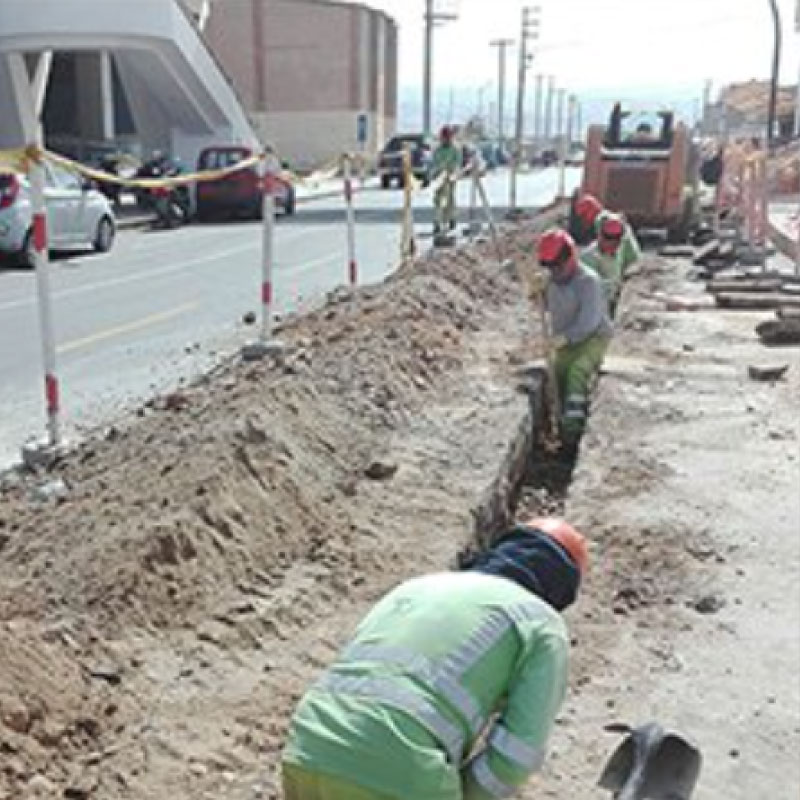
top-left (0, 167), bottom-right (580, 467)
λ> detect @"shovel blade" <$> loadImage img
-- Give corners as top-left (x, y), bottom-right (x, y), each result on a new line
top-left (599, 723), bottom-right (702, 800)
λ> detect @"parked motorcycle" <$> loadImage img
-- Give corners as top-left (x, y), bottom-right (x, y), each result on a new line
top-left (151, 185), bottom-right (190, 229)
top-left (135, 152), bottom-right (191, 228)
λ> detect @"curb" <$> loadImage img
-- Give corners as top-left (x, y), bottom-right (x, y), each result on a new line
top-left (768, 218), bottom-right (799, 262)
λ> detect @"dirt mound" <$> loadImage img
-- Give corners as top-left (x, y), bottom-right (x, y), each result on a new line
top-left (0, 228), bottom-right (548, 798)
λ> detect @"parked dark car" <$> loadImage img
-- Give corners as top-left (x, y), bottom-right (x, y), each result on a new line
top-left (378, 134), bottom-right (433, 188)
top-left (195, 146), bottom-right (295, 220)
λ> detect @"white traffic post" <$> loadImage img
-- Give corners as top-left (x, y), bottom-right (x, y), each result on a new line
top-left (343, 154), bottom-right (358, 285)
top-left (8, 53), bottom-right (61, 460)
top-left (242, 158), bottom-right (283, 361)
top-left (260, 174), bottom-right (277, 343)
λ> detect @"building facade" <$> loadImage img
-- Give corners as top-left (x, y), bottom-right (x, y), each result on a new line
top-left (203, 0), bottom-right (398, 169)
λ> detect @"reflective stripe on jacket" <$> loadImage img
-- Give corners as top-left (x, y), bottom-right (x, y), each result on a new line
top-left (283, 572), bottom-right (570, 800)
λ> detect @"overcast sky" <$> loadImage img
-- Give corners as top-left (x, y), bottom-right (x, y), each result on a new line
top-left (353, 0), bottom-right (800, 97)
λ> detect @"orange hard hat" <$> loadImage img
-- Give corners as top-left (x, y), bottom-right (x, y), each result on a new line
top-left (524, 517), bottom-right (589, 576)
top-left (575, 193), bottom-right (603, 226)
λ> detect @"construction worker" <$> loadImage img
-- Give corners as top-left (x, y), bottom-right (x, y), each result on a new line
top-left (282, 517), bottom-right (589, 800)
top-left (581, 211), bottom-right (641, 314)
top-left (431, 125), bottom-right (463, 237)
top-left (536, 229), bottom-right (612, 455)
top-left (568, 192), bottom-right (603, 245)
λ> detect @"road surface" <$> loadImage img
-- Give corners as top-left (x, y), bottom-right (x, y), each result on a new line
top-left (0, 167), bottom-right (579, 467)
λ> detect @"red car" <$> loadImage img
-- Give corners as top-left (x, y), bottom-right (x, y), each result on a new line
top-left (195, 146), bottom-right (296, 220)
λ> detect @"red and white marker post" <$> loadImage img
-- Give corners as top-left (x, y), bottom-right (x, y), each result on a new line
top-left (260, 171), bottom-right (277, 343)
top-left (29, 158), bottom-right (60, 448)
top-left (8, 53), bottom-right (62, 461)
top-left (242, 159), bottom-right (284, 361)
top-left (343, 154), bottom-right (358, 286)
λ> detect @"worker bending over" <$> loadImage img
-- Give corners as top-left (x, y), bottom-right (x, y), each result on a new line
top-left (432, 125), bottom-right (463, 236)
top-left (537, 229), bottom-right (612, 456)
top-left (282, 517), bottom-right (588, 800)
top-left (581, 211), bottom-right (641, 314)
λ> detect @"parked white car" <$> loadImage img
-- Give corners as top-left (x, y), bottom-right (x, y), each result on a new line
top-left (0, 162), bottom-right (116, 267)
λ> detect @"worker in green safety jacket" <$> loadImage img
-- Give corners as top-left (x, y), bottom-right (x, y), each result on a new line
top-left (534, 228), bottom-right (612, 458)
top-left (282, 517), bottom-right (589, 800)
top-left (581, 212), bottom-right (641, 315)
top-left (431, 125), bottom-right (463, 236)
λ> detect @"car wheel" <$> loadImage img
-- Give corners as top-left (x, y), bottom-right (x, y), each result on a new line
top-left (283, 189), bottom-right (296, 216)
top-left (93, 216), bottom-right (116, 252)
top-left (381, 175), bottom-right (391, 189)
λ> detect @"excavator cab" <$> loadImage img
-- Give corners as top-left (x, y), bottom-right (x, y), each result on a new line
top-left (581, 103), bottom-right (698, 242)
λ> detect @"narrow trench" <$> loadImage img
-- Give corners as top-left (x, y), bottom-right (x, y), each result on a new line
top-left (463, 379), bottom-right (581, 566)
top-left (511, 383), bottom-right (577, 521)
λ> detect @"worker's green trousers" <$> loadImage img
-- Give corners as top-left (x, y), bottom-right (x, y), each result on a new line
top-left (555, 334), bottom-right (610, 439)
top-left (282, 763), bottom-right (399, 800)
top-left (434, 179), bottom-right (456, 229)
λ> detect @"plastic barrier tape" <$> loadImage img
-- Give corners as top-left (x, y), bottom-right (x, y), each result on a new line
top-left (0, 146), bottom-right (374, 193)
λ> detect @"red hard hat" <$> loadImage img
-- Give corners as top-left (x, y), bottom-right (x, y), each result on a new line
top-left (537, 229), bottom-right (578, 274)
top-left (599, 213), bottom-right (625, 240)
top-left (525, 517), bottom-right (589, 576)
top-left (575, 193), bottom-right (603, 226)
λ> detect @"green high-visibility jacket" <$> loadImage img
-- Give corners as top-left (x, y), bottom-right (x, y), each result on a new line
top-left (283, 572), bottom-right (570, 800)
top-left (432, 143), bottom-right (463, 178)
top-left (582, 213), bottom-right (641, 300)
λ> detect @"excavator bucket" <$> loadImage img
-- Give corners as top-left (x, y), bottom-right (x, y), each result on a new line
top-left (598, 722), bottom-right (702, 800)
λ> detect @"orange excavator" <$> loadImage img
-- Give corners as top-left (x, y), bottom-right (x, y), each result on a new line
top-left (579, 103), bottom-right (700, 243)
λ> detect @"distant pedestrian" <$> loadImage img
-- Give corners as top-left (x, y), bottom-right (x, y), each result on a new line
top-left (431, 126), bottom-right (463, 237)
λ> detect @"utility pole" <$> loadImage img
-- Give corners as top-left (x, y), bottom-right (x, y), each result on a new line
top-left (555, 87), bottom-right (566, 139)
top-left (423, 0), bottom-right (458, 136)
top-left (489, 38), bottom-right (514, 147)
top-left (702, 79), bottom-right (712, 136)
top-left (511, 5), bottom-right (540, 210)
top-left (543, 75), bottom-right (555, 145)
top-left (766, 0), bottom-right (782, 151)
top-left (533, 73), bottom-right (544, 152)
top-left (795, 0), bottom-right (800, 137)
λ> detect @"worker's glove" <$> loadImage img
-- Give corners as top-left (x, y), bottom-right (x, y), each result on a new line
top-left (526, 270), bottom-right (549, 296)
top-left (551, 334), bottom-right (570, 350)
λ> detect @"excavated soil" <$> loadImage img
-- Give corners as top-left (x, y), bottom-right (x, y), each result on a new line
top-left (1, 224), bottom-right (798, 800)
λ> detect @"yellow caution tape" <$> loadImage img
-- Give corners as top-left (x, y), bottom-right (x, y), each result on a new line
top-left (0, 145), bottom-right (365, 192)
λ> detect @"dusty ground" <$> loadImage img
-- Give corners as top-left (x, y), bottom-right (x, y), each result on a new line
top-left (1, 223), bottom-right (798, 800)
